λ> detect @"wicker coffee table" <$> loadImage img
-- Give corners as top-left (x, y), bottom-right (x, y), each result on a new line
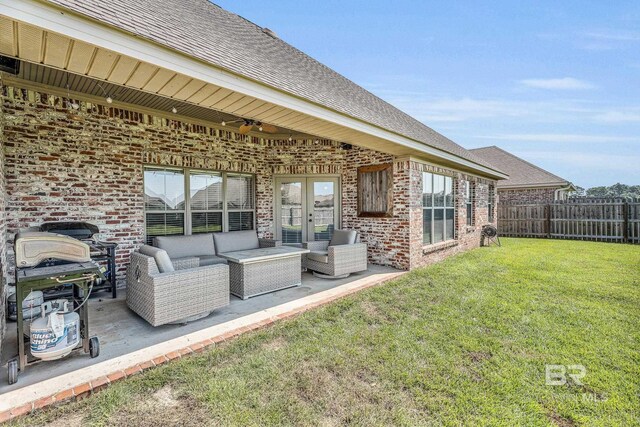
top-left (218, 246), bottom-right (310, 300)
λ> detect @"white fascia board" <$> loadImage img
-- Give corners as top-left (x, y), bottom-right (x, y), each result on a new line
top-left (1, 0), bottom-right (506, 179)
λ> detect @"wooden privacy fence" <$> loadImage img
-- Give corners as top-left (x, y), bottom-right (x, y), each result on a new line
top-left (498, 197), bottom-right (640, 243)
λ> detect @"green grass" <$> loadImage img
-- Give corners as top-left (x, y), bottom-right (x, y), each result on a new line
top-left (13, 239), bottom-right (639, 426)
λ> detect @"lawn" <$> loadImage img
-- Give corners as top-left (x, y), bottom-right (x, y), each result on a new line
top-left (12, 239), bottom-right (639, 426)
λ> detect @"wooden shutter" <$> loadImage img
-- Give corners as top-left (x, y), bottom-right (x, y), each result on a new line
top-left (357, 163), bottom-right (393, 217)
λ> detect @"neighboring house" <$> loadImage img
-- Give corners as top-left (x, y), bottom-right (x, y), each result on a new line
top-left (0, 0), bottom-right (507, 338)
top-left (470, 146), bottom-right (574, 204)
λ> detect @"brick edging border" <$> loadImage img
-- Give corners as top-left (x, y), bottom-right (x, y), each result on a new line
top-left (0, 271), bottom-right (405, 423)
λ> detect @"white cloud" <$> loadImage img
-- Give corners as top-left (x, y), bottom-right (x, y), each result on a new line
top-left (517, 151), bottom-right (640, 173)
top-left (476, 133), bottom-right (636, 143)
top-left (519, 78), bottom-right (595, 90)
top-left (593, 111), bottom-right (640, 123)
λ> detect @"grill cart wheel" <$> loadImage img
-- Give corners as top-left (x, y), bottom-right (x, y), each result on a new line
top-left (8, 358), bottom-right (18, 385)
top-left (89, 337), bottom-right (100, 358)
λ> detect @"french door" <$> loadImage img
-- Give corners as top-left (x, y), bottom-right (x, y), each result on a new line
top-left (275, 176), bottom-right (340, 245)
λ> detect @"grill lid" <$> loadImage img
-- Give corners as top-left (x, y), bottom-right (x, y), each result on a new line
top-left (15, 232), bottom-right (91, 267)
top-left (40, 222), bottom-right (99, 240)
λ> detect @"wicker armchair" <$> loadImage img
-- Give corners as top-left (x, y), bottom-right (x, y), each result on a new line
top-left (126, 250), bottom-right (229, 326)
top-left (302, 230), bottom-right (368, 278)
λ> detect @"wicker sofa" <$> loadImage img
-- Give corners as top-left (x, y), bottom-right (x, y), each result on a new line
top-left (153, 232), bottom-right (280, 267)
top-left (302, 230), bottom-right (368, 278)
top-left (126, 245), bottom-right (229, 326)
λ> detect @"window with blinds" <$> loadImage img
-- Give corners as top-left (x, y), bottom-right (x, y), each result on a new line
top-left (422, 172), bottom-right (455, 245)
top-left (144, 167), bottom-right (255, 242)
top-left (144, 168), bottom-right (186, 244)
top-left (190, 171), bottom-right (223, 234)
top-left (227, 174), bottom-right (255, 231)
top-left (465, 181), bottom-right (474, 226)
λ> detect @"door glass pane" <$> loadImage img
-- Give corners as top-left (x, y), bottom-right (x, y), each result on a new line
top-left (281, 182), bottom-right (303, 244)
top-left (313, 181), bottom-right (335, 241)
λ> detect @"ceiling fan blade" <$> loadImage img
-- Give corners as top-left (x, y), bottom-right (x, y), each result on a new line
top-left (260, 123), bottom-right (278, 133)
top-left (238, 124), bottom-right (253, 135)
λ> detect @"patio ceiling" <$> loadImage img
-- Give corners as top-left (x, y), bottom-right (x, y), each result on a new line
top-left (0, 1), bottom-right (507, 179)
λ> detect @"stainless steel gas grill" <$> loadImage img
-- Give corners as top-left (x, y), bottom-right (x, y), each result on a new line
top-left (39, 221), bottom-right (118, 298)
top-left (8, 232), bottom-right (103, 385)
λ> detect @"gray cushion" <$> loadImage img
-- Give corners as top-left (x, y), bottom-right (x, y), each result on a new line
top-left (307, 250), bottom-right (329, 263)
top-left (138, 245), bottom-right (174, 273)
top-left (329, 230), bottom-right (357, 246)
top-left (213, 230), bottom-right (259, 254)
top-left (198, 255), bottom-right (228, 266)
top-left (154, 234), bottom-right (215, 258)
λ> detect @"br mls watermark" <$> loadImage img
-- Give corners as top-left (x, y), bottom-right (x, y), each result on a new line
top-left (545, 364), bottom-right (586, 386)
top-left (545, 364), bottom-right (607, 403)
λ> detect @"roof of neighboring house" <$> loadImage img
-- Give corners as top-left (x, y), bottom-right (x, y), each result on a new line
top-left (44, 0), bottom-right (502, 175)
top-left (469, 146), bottom-right (572, 189)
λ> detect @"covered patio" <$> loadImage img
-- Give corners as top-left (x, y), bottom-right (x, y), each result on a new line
top-left (1, 265), bottom-right (403, 412)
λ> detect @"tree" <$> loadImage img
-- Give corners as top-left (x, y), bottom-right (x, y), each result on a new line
top-left (585, 183), bottom-right (640, 198)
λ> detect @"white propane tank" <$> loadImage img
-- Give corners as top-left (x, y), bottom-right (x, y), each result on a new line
top-left (7, 290), bottom-right (44, 321)
top-left (30, 300), bottom-right (80, 361)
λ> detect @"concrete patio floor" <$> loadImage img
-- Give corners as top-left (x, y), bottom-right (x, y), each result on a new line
top-left (0, 264), bottom-right (403, 415)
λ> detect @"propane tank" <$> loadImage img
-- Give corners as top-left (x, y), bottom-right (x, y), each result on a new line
top-left (7, 290), bottom-right (44, 321)
top-left (30, 300), bottom-right (80, 361)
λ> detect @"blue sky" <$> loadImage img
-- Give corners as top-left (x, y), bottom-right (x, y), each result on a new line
top-left (214, 1), bottom-right (639, 188)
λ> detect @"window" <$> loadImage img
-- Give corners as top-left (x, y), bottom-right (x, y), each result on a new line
top-left (488, 184), bottom-right (495, 223)
top-left (144, 167), bottom-right (255, 244)
top-left (465, 181), bottom-right (474, 226)
top-left (144, 168), bottom-right (185, 245)
top-left (422, 172), bottom-right (454, 245)
top-left (226, 174), bottom-right (255, 231)
top-left (357, 163), bottom-right (393, 217)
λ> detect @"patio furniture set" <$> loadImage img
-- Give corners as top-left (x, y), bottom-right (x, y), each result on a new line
top-left (126, 229), bottom-right (367, 326)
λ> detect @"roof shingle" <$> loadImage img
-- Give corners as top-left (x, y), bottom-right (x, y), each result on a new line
top-left (45, 0), bottom-right (500, 173)
top-left (469, 146), bottom-right (571, 188)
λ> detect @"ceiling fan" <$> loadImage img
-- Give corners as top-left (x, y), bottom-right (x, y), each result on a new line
top-left (227, 119), bottom-right (278, 135)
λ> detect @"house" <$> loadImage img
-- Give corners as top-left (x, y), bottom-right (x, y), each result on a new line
top-left (0, 0), bottom-right (507, 357)
top-left (470, 146), bottom-right (574, 204)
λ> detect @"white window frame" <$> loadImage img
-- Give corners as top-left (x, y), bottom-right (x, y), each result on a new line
top-left (465, 181), bottom-right (474, 226)
top-left (422, 172), bottom-right (455, 245)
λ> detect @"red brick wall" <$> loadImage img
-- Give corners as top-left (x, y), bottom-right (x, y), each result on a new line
top-left (498, 187), bottom-right (559, 204)
top-left (1, 83), bottom-right (498, 289)
top-left (1, 84), bottom-right (414, 281)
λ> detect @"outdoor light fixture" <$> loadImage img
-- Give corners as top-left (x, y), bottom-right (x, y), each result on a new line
top-left (96, 83), bottom-right (113, 105)
top-left (288, 134), bottom-right (293, 142)
top-left (221, 120), bottom-right (226, 126)
top-left (172, 107), bottom-right (178, 114)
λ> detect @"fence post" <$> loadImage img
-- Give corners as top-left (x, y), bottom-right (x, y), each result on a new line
top-left (623, 201), bottom-right (629, 243)
top-left (546, 204), bottom-right (551, 238)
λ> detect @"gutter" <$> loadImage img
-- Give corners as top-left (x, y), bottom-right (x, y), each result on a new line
top-left (554, 183), bottom-right (576, 201)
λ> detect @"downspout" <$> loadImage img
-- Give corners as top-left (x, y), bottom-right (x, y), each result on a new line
top-left (554, 184), bottom-right (575, 201)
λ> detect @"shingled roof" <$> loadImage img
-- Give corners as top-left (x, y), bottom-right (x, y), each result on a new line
top-left (44, 0), bottom-right (501, 174)
top-left (469, 146), bottom-right (571, 188)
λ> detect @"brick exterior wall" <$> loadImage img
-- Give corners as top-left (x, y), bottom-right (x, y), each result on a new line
top-left (0, 98), bottom-right (6, 356)
top-left (408, 161), bottom-right (497, 269)
top-left (498, 187), bottom-right (559, 204)
top-left (0, 83), bottom-right (498, 329)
